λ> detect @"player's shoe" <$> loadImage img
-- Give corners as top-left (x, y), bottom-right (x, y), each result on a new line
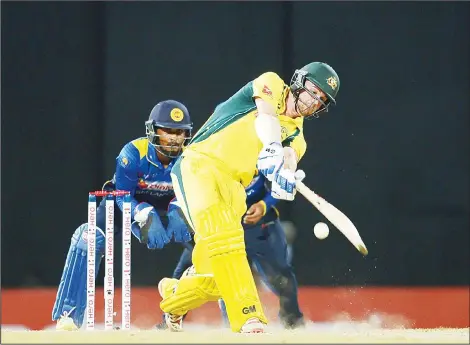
top-left (55, 311), bottom-right (78, 331)
top-left (158, 277), bottom-right (184, 332)
top-left (240, 317), bottom-right (265, 333)
top-left (155, 320), bottom-right (168, 330)
top-left (164, 313), bottom-right (184, 332)
top-left (281, 314), bottom-right (305, 330)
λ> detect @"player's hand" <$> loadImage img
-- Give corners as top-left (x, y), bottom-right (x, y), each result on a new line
top-left (271, 169), bottom-right (306, 201)
top-left (243, 202), bottom-right (266, 225)
top-left (166, 199), bottom-right (192, 243)
top-left (271, 168), bottom-right (296, 201)
top-left (257, 142), bottom-right (284, 181)
top-left (132, 203), bottom-right (170, 249)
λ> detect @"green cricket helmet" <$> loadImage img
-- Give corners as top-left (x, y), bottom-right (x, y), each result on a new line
top-left (290, 62), bottom-right (340, 118)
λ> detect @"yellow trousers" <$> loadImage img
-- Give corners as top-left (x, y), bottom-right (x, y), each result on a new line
top-left (161, 152), bottom-right (267, 332)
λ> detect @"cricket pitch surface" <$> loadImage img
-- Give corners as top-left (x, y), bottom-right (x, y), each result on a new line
top-left (2, 327), bottom-right (469, 344)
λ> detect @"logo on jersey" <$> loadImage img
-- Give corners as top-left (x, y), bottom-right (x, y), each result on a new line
top-left (170, 108), bottom-right (184, 122)
top-left (121, 157), bottom-right (129, 166)
top-left (326, 76), bottom-right (338, 90)
top-left (262, 85), bottom-right (273, 98)
top-left (137, 179), bottom-right (173, 192)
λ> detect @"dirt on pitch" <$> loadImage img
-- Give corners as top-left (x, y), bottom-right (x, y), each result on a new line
top-left (2, 328), bottom-right (469, 344)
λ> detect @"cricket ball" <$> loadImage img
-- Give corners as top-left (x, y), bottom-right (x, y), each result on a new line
top-left (313, 222), bottom-right (329, 240)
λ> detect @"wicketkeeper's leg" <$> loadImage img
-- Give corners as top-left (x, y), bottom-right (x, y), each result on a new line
top-left (249, 220), bottom-right (303, 328)
top-left (52, 198), bottom-right (122, 328)
top-left (172, 243), bottom-right (194, 279)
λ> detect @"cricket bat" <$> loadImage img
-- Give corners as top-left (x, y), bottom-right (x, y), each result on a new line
top-left (294, 171), bottom-right (368, 256)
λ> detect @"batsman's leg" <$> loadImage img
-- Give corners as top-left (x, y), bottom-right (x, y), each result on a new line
top-left (217, 256), bottom-right (256, 329)
top-left (159, 262), bottom-right (220, 331)
top-left (52, 198), bottom-right (119, 329)
top-left (156, 243), bottom-right (195, 330)
top-left (163, 156), bottom-right (267, 333)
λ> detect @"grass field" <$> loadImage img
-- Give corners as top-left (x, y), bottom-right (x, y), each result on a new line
top-left (2, 328), bottom-right (469, 344)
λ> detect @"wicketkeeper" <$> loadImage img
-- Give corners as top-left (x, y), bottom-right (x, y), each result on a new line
top-left (52, 100), bottom-right (193, 330)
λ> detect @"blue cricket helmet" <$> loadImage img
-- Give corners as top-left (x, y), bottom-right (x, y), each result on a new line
top-left (147, 100), bottom-right (193, 130)
top-left (145, 100), bottom-right (193, 158)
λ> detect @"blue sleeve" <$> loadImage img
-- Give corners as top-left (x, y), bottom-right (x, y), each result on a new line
top-left (114, 143), bottom-right (142, 219)
top-left (261, 179), bottom-right (279, 211)
top-left (262, 193), bottom-right (278, 211)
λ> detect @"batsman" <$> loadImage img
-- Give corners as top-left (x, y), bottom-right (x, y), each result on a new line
top-left (157, 169), bottom-right (305, 331)
top-left (51, 100), bottom-right (193, 330)
top-left (160, 62), bottom-right (340, 333)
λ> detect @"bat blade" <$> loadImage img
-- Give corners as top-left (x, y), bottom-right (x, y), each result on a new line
top-left (296, 180), bottom-right (368, 256)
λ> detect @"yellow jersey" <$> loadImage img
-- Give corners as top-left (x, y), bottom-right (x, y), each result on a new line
top-left (183, 72), bottom-right (307, 187)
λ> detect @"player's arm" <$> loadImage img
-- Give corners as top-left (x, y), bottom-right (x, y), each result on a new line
top-left (252, 72), bottom-right (298, 202)
top-left (113, 144), bottom-right (142, 219)
top-left (244, 182), bottom-right (280, 225)
top-left (259, 173), bottom-right (280, 215)
top-left (252, 72), bottom-right (285, 146)
top-left (283, 147), bottom-right (298, 172)
top-left (114, 144), bottom-right (171, 248)
top-left (283, 131), bottom-right (307, 172)
top-left (251, 72), bottom-right (285, 182)
top-left (260, 183), bottom-right (279, 214)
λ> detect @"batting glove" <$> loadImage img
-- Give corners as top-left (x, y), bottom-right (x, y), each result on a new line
top-left (271, 169), bottom-right (306, 201)
top-left (257, 142), bottom-right (284, 181)
top-left (271, 168), bottom-right (296, 201)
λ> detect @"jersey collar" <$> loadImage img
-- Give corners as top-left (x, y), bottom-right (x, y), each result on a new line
top-left (146, 143), bottom-right (176, 170)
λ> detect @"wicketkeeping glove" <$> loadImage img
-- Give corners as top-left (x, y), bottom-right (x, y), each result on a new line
top-left (132, 202), bottom-right (170, 249)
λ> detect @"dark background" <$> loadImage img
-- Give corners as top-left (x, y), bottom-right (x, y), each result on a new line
top-left (2, 2), bottom-right (469, 288)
